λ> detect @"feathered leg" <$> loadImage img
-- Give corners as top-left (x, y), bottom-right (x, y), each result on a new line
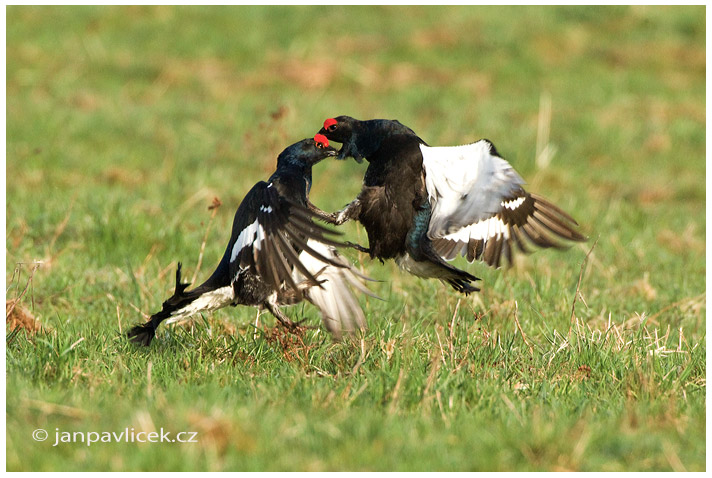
top-left (263, 295), bottom-right (315, 332)
top-left (306, 199), bottom-right (370, 253)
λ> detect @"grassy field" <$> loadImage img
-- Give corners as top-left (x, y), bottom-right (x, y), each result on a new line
top-left (6, 5), bottom-right (705, 471)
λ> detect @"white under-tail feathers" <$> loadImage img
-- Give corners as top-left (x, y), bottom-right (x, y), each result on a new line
top-left (293, 239), bottom-right (378, 339)
top-left (164, 285), bottom-right (236, 325)
top-left (159, 241), bottom-right (377, 337)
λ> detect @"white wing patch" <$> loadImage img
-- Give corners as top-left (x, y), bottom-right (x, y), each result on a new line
top-left (502, 196), bottom-right (526, 210)
top-left (230, 218), bottom-right (264, 263)
top-left (442, 215), bottom-right (510, 243)
top-left (421, 140), bottom-right (524, 237)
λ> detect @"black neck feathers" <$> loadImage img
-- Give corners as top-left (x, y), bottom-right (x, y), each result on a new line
top-left (346, 119), bottom-right (423, 162)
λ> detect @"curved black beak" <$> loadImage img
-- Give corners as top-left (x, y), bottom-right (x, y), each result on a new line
top-left (317, 131), bottom-right (349, 160)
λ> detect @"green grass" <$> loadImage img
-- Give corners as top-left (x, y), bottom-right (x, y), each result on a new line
top-left (6, 5), bottom-right (705, 472)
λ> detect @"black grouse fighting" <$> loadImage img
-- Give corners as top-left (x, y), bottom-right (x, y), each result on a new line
top-left (127, 135), bottom-right (373, 346)
top-left (314, 116), bottom-right (586, 294)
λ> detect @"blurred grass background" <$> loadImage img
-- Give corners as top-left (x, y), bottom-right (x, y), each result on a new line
top-left (6, 5), bottom-right (705, 471)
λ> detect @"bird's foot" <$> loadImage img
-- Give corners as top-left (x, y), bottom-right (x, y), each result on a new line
top-left (334, 209), bottom-right (352, 225)
top-left (275, 316), bottom-right (316, 334)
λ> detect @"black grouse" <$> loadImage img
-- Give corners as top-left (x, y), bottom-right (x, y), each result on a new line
top-left (314, 116), bottom-right (586, 294)
top-left (127, 135), bottom-right (373, 346)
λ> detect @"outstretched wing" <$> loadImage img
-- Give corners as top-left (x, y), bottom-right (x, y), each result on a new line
top-left (422, 140), bottom-right (585, 268)
top-left (227, 181), bottom-right (347, 294)
top-left (292, 239), bottom-right (379, 339)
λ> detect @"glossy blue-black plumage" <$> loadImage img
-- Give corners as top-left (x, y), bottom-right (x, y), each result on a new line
top-left (127, 138), bottom-right (341, 345)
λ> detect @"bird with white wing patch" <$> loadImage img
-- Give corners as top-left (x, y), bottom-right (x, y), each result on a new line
top-left (314, 116), bottom-right (586, 295)
top-left (127, 135), bottom-right (375, 346)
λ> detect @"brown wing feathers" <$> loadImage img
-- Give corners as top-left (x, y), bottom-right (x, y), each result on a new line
top-left (249, 199), bottom-right (349, 294)
top-left (433, 191), bottom-right (585, 268)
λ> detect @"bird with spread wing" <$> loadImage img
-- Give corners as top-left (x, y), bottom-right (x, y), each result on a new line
top-left (312, 116), bottom-right (586, 294)
top-left (127, 135), bottom-right (375, 346)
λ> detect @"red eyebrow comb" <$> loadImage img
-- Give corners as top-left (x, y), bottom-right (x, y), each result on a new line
top-left (323, 118), bottom-right (337, 130)
top-left (314, 134), bottom-right (329, 148)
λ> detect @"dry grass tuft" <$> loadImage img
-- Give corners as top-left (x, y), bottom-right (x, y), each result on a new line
top-left (6, 261), bottom-right (45, 336)
top-left (6, 300), bottom-right (44, 335)
top-left (263, 325), bottom-right (316, 363)
top-left (574, 364), bottom-right (592, 381)
top-left (630, 272), bottom-right (658, 301)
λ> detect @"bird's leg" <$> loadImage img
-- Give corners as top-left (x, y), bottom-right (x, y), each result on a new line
top-left (333, 199), bottom-right (362, 225)
top-left (344, 241), bottom-right (370, 254)
top-left (263, 298), bottom-right (315, 332)
top-left (335, 200), bottom-right (371, 253)
top-left (253, 309), bottom-right (261, 341)
top-left (306, 200), bottom-right (339, 224)
top-left (275, 271), bottom-right (327, 305)
top-left (307, 199), bottom-right (362, 226)
top-left (264, 299), bottom-right (297, 329)
top-left (307, 199), bottom-right (370, 253)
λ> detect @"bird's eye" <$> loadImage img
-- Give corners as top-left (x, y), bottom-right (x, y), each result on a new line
top-left (313, 134), bottom-right (329, 149)
top-left (323, 118), bottom-right (338, 132)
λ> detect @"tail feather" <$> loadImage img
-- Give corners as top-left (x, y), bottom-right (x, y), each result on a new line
top-left (126, 314), bottom-right (163, 346)
top-left (127, 307), bottom-right (186, 346)
top-left (444, 275), bottom-right (480, 295)
top-left (126, 263), bottom-right (223, 346)
top-left (396, 252), bottom-right (481, 296)
top-left (437, 260), bottom-right (480, 295)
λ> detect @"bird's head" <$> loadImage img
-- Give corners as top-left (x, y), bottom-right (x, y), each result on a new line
top-left (317, 115), bottom-right (365, 163)
top-left (277, 135), bottom-right (337, 170)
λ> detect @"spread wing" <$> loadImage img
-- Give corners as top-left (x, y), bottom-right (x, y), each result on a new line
top-left (292, 239), bottom-right (379, 339)
top-left (227, 181), bottom-right (347, 293)
top-left (422, 140), bottom-right (586, 268)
